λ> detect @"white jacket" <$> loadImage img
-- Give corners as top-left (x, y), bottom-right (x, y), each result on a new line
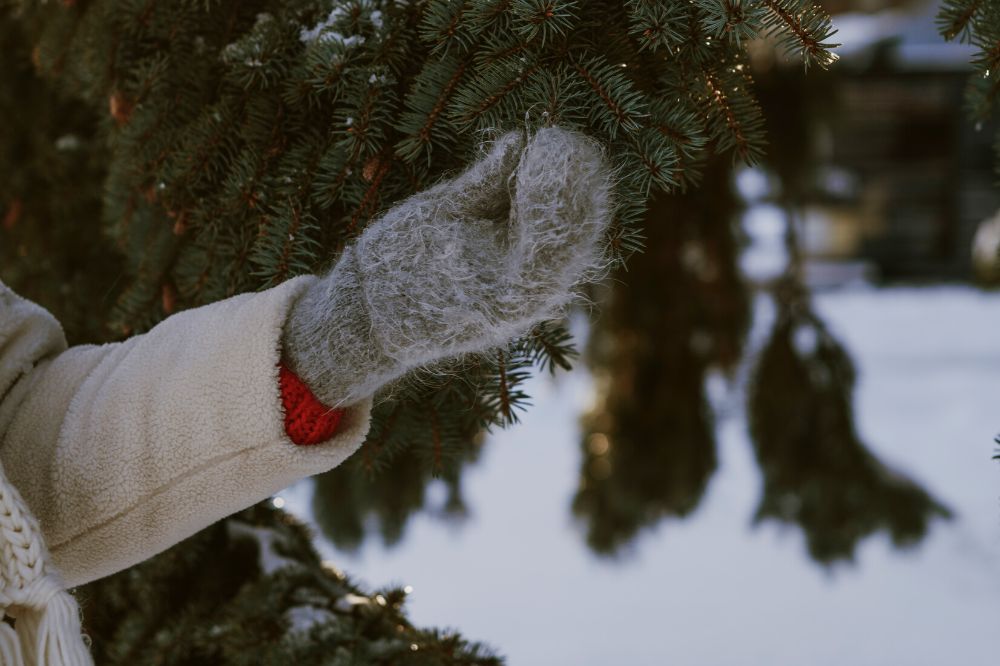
top-left (0, 276), bottom-right (372, 588)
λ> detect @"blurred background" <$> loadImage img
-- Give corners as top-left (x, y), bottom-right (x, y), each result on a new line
top-left (270, 0), bottom-right (1000, 663)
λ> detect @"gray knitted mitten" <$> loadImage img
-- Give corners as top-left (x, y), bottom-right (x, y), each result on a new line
top-left (283, 126), bottom-right (611, 406)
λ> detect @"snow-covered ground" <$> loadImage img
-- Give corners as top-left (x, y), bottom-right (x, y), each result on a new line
top-left (285, 284), bottom-right (1000, 665)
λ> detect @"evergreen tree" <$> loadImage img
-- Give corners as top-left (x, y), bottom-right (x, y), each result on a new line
top-left (754, 51), bottom-right (954, 562)
top-left (81, 504), bottom-right (501, 665)
top-left (575, 159), bottom-right (751, 554)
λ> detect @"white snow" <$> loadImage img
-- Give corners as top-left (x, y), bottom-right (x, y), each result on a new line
top-left (300, 6), bottom-right (347, 44)
top-left (334, 593), bottom-right (374, 612)
top-left (285, 281), bottom-right (1000, 665)
top-left (740, 203), bottom-right (789, 282)
top-left (735, 166), bottom-right (772, 201)
top-left (299, 6), bottom-right (365, 48)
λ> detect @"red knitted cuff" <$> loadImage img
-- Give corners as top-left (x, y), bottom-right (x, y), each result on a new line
top-left (278, 363), bottom-right (344, 446)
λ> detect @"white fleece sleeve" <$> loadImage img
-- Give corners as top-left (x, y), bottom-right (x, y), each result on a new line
top-left (0, 276), bottom-right (372, 588)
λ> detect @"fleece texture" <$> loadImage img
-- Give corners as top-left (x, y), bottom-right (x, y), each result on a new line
top-left (0, 277), bottom-right (372, 588)
top-left (0, 281), bottom-right (93, 664)
top-left (283, 126), bottom-right (612, 406)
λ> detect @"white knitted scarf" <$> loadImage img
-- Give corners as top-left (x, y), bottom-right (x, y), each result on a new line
top-left (0, 464), bottom-right (92, 665)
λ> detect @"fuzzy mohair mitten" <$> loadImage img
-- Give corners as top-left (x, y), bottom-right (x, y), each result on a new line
top-left (283, 126), bottom-right (611, 406)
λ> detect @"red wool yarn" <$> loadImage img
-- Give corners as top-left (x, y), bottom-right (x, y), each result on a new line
top-left (278, 363), bottom-right (344, 445)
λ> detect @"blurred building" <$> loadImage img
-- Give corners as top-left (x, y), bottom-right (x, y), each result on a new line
top-left (797, 1), bottom-right (999, 281)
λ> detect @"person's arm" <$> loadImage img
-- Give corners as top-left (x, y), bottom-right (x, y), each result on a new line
top-left (0, 126), bottom-right (610, 590)
top-left (0, 276), bottom-right (372, 588)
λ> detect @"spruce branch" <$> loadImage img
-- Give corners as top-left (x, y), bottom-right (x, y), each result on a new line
top-left (470, 0), bottom-right (515, 26)
top-left (512, 0), bottom-right (578, 47)
top-left (396, 55), bottom-right (470, 164)
top-left (625, 0), bottom-right (686, 53)
top-left (572, 56), bottom-right (647, 139)
top-left (495, 349), bottom-right (515, 425)
top-left (450, 57), bottom-right (541, 127)
top-left (523, 321), bottom-right (577, 374)
top-left (939, 0), bottom-right (1000, 153)
top-left (697, 0), bottom-right (767, 47)
top-left (701, 66), bottom-right (765, 164)
top-left (519, 63), bottom-right (590, 127)
top-left (937, 0), bottom-right (983, 42)
top-left (347, 152), bottom-right (392, 231)
top-left (420, 0), bottom-right (474, 54)
top-left (759, 0), bottom-right (839, 69)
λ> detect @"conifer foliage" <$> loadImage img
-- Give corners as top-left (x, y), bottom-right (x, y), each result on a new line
top-left (938, 0), bottom-right (1000, 161)
top-left (748, 277), bottom-right (951, 563)
top-left (82, 504), bottom-right (501, 665)
top-left (3, 0), bottom-right (838, 467)
top-left (575, 162), bottom-right (751, 555)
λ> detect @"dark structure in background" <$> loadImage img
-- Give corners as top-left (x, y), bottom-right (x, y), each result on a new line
top-left (837, 62), bottom-right (996, 278)
top-left (803, 1), bottom-right (1000, 280)
top-left (575, 163), bottom-right (751, 555)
